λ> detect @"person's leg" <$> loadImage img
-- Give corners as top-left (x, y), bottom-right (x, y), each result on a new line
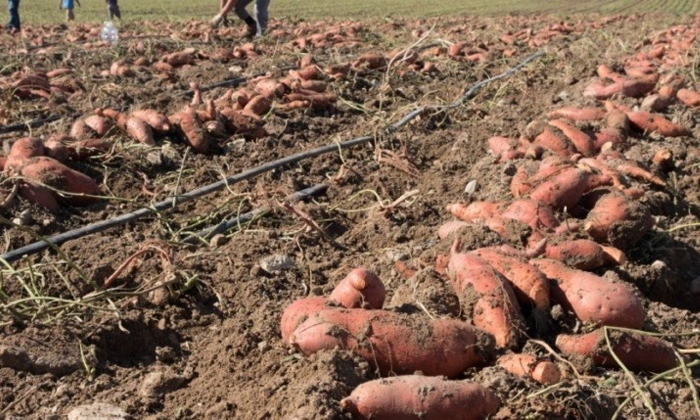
top-left (232, 0), bottom-right (253, 21)
top-left (68, 8), bottom-right (74, 21)
top-left (253, 0), bottom-right (269, 36)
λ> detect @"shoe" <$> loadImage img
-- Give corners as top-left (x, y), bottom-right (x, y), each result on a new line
top-left (245, 24), bottom-right (256, 38)
top-left (210, 14), bottom-right (223, 29)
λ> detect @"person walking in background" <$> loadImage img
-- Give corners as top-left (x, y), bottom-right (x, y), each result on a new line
top-left (106, 0), bottom-right (120, 20)
top-left (59, 0), bottom-right (80, 23)
top-left (211, 0), bottom-right (270, 38)
top-left (5, 0), bottom-right (20, 33)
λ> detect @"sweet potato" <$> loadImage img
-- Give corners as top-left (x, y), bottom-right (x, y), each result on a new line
top-left (352, 53), bottom-right (387, 70)
top-left (97, 108), bottom-right (128, 129)
top-left (242, 95), bottom-right (271, 117)
top-left (130, 110), bottom-right (171, 134)
top-left (556, 329), bottom-right (679, 372)
top-left (69, 119), bottom-right (92, 139)
top-left (171, 107), bottom-right (211, 153)
top-left (496, 353), bottom-right (561, 385)
top-left (531, 259), bottom-right (644, 329)
top-left (548, 120), bottom-right (595, 157)
top-left (446, 201), bottom-right (502, 222)
top-left (471, 248), bottom-right (549, 312)
top-left (544, 239), bottom-right (609, 270)
top-left (528, 167), bottom-right (590, 210)
top-left (676, 88), bottom-right (700, 107)
top-left (6, 137), bottom-right (45, 164)
top-left (280, 296), bottom-right (329, 343)
top-left (329, 267), bottom-right (386, 309)
top-left (341, 375), bottom-right (500, 420)
top-left (584, 192), bottom-right (653, 248)
top-left (448, 240), bottom-right (523, 348)
top-left (84, 115), bottom-right (112, 137)
top-left (19, 183), bottom-right (60, 211)
top-left (18, 156), bottom-right (99, 206)
top-left (437, 220), bottom-right (470, 240)
top-left (254, 78), bottom-right (286, 99)
top-left (502, 199), bottom-right (559, 231)
top-left (125, 117), bottom-right (156, 146)
top-left (546, 107), bottom-right (605, 122)
top-left (533, 126), bottom-right (576, 157)
top-left (65, 139), bottom-right (113, 160)
top-left (652, 149), bottom-right (673, 171)
top-left (625, 111), bottom-right (690, 137)
top-left (290, 308), bottom-right (492, 376)
top-left (43, 138), bottom-right (69, 162)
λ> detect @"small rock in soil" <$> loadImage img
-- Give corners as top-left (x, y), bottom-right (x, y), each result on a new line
top-left (139, 369), bottom-right (186, 399)
top-left (259, 254), bottom-right (295, 274)
top-left (66, 402), bottom-right (129, 420)
top-left (209, 233), bottom-right (228, 247)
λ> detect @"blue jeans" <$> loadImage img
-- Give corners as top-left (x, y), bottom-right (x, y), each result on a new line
top-left (234, 0), bottom-right (269, 36)
top-left (7, 0), bottom-right (20, 31)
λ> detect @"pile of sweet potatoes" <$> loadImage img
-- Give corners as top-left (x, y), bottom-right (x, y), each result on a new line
top-left (276, 27), bottom-right (700, 419)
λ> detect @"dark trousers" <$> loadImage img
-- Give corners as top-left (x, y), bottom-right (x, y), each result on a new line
top-left (7, 0), bottom-right (20, 31)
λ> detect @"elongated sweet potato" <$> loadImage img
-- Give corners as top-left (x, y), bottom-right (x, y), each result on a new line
top-left (548, 120), bottom-right (595, 157)
top-left (544, 239), bottom-right (609, 270)
top-left (437, 220), bottom-right (470, 239)
top-left (446, 201), bottom-right (502, 222)
top-left (170, 106), bottom-right (211, 153)
top-left (290, 308), bottom-right (492, 376)
top-left (341, 375), bottom-right (500, 420)
top-left (546, 107), bottom-right (606, 122)
top-left (626, 111), bottom-right (689, 137)
top-left (556, 329), bottom-right (679, 372)
top-left (18, 156), bottom-right (99, 207)
top-left (676, 88), bottom-right (700, 107)
top-left (243, 95), bottom-right (272, 117)
top-left (5, 137), bottom-right (45, 171)
top-left (84, 115), bottom-right (112, 137)
top-left (502, 199), bottom-right (559, 231)
top-left (584, 192), bottom-right (653, 248)
top-left (533, 126), bottom-right (576, 157)
top-left (471, 248), bottom-right (549, 312)
top-left (69, 119), bottom-right (92, 139)
top-left (125, 117), bottom-right (155, 146)
top-left (531, 259), bottom-right (644, 328)
top-left (496, 353), bottom-right (561, 385)
top-left (280, 296), bottom-right (329, 343)
top-left (329, 267), bottom-right (386, 309)
top-left (448, 240), bottom-right (523, 348)
top-left (19, 183), bottom-right (60, 211)
top-left (130, 110), bottom-right (171, 134)
top-left (528, 167), bottom-right (590, 210)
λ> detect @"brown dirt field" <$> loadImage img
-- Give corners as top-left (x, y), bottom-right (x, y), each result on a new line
top-left (1, 11), bottom-right (700, 420)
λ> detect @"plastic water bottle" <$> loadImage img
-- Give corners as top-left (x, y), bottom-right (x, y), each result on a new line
top-left (100, 21), bottom-right (119, 45)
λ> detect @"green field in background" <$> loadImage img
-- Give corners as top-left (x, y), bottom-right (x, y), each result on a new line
top-left (9, 0), bottom-right (700, 25)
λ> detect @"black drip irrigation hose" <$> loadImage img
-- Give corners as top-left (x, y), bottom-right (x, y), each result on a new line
top-left (183, 183), bottom-right (327, 244)
top-left (0, 115), bottom-right (65, 136)
top-left (0, 50), bottom-right (545, 263)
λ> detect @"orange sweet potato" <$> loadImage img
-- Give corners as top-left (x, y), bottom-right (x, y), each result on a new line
top-left (544, 239), bottom-right (609, 270)
top-left (625, 111), bottom-right (690, 137)
top-left (527, 167), bottom-right (590, 210)
top-left (546, 107), bottom-right (605, 122)
top-left (130, 110), bottom-right (171, 134)
top-left (125, 117), bottom-right (155, 146)
top-left (533, 126), bottom-right (577, 157)
top-left (556, 329), bottom-right (679, 372)
top-left (18, 183), bottom-right (60, 211)
top-left (676, 88), bottom-right (700, 107)
top-left (584, 192), bottom-right (653, 248)
top-left (531, 259), bottom-right (644, 329)
top-left (548, 120), bottom-right (595, 157)
top-left (5, 137), bottom-right (45, 171)
top-left (437, 220), bottom-right (470, 240)
top-left (18, 156), bottom-right (99, 207)
top-left (352, 53), bottom-right (387, 70)
top-left (341, 375), bottom-right (500, 420)
top-left (280, 296), bottom-right (329, 343)
top-left (242, 95), bottom-right (272, 117)
top-left (448, 239), bottom-right (523, 348)
top-left (328, 267), bottom-right (386, 309)
top-left (84, 115), bottom-right (112, 137)
top-left (171, 107), bottom-right (211, 153)
top-left (446, 201), bottom-right (503, 222)
top-left (496, 353), bottom-right (562, 385)
top-left (43, 138), bottom-right (69, 162)
top-left (69, 119), bottom-right (93, 139)
top-left (290, 308), bottom-right (492, 376)
top-left (471, 248), bottom-right (549, 312)
top-left (502, 199), bottom-right (559, 231)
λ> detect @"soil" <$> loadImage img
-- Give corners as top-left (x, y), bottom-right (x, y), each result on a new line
top-left (1, 11), bottom-right (700, 420)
